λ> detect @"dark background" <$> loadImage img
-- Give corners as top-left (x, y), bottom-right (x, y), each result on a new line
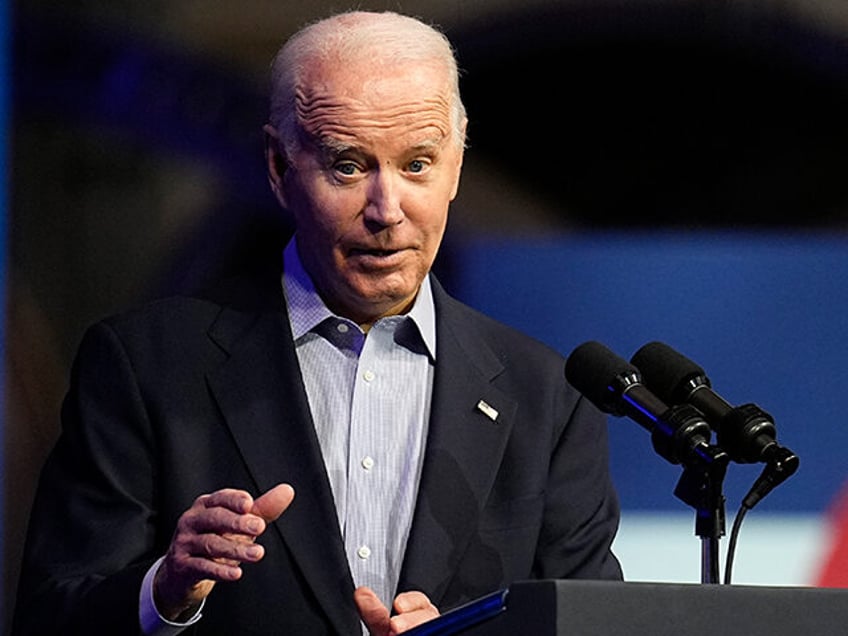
top-left (7, 0), bottom-right (848, 630)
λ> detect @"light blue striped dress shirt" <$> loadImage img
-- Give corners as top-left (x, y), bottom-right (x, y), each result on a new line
top-left (283, 240), bottom-right (436, 619)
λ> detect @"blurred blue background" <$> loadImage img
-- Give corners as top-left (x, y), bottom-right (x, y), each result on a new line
top-left (454, 232), bottom-right (848, 514)
top-left (452, 233), bottom-right (848, 586)
top-left (6, 0), bottom-right (848, 631)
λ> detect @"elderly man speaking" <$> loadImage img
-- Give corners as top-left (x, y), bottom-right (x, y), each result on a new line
top-left (13, 10), bottom-right (622, 636)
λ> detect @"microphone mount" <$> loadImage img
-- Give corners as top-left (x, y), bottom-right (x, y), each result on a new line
top-left (567, 341), bottom-right (729, 583)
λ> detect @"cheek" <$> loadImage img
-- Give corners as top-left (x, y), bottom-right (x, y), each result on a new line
top-left (407, 191), bottom-right (450, 237)
top-left (425, 208), bottom-right (449, 240)
top-left (405, 208), bottom-right (449, 264)
top-left (292, 182), bottom-right (362, 241)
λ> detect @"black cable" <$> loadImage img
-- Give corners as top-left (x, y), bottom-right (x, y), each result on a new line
top-left (723, 503), bottom-right (750, 584)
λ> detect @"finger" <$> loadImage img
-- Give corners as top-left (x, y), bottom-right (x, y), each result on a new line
top-left (198, 488), bottom-right (255, 514)
top-left (187, 532), bottom-right (266, 564)
top-left (393, 591), bottom-right (437, 614)
top-left (182, 505), bottom-right (266, 540)
top-left (163, 534), bottom-right (265, 588)
top-left (390, 591), bottom-right (439, 634)
top-left (166, 531), bottom-right (258, 595)
top-left (354, 586), bottom-right (392, 635)
top-left (160, 553), bottom-right (247, 600)
top-left (251, 483), bottom-right (295, 523)
top-left (176, 554), bottom-right (245, 582)
top-left (154, 541), bottom-right (253, 618)
top-left (389, 607), bottom-right (440, 634)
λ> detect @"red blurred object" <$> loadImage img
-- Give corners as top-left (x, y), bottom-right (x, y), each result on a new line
top-left (818, 483), bottom-right (848, 587)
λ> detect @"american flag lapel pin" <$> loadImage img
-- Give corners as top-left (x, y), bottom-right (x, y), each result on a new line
top-left (476, 399), bottom-right (499, 422)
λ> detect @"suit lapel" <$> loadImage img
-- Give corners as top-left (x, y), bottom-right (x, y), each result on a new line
top-left (399, 281), bottom-right (517, 606)
top-left (201, 274), bottom-right (515, 620)
top-left (205, 295), bottom-right (360, 634)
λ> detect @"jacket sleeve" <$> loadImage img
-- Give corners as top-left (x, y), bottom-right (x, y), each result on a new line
top-left (533, 386), bottom-right (623, 582)
top-left (13, 321), bottom-right (162, 635)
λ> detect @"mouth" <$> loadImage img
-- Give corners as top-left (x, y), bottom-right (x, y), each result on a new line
top-left (349, 247), bottom-right (401, 257)
top-left (347, 246), bottom-right (409, 268)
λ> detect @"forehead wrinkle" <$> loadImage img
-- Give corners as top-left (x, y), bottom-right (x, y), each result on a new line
top-left (295, 87), bottom-right (453, 144)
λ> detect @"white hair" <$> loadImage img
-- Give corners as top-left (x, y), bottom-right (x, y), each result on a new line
top-left (268, 11), bottom-right (467, 154)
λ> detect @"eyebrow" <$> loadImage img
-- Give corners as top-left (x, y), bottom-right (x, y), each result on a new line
top-left (307, 136), bottom-right (354, 163)
top-left (318, 136), bottom-right (354, 155)
top-left (408, 138), bottom-right (443, 153)
top-left (312, 135), bottom-right (446, 164)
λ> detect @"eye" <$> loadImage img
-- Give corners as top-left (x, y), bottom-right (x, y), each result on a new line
top-left (407, 159), bottom-right (429, 174)
top-left (335, 161), bottom-right (359, 176)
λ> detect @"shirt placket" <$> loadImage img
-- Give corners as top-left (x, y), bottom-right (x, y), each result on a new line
top-left (347, 320), bottom-right (393, 607)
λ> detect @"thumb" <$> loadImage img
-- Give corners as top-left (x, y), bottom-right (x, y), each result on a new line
top-left (251, 483), bottom-right (295, 523)
top-left (354, 586), bottom-right (391, 635)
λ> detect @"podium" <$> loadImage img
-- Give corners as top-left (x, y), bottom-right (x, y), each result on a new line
top-left (407, 579), bottom-right (848, 635)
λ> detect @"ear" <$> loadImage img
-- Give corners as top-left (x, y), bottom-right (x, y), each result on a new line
top-left (449, 117), bottom-right (468, 202)
top-left (263, 123), bottom-right (289, 208)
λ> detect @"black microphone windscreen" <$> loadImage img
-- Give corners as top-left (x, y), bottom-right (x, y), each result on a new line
top-left (631, 341), bottom-right (706, 404)
top-left (566, 341), bottom-right (639, 413)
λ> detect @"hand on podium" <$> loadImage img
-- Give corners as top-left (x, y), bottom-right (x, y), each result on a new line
top-left (355, 586), bottom-right (440, 635)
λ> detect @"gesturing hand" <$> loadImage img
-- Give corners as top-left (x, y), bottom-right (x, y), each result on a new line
top-left (153, 483), bottom-right (295, 620)
top-left (355, 586), bottom-right (440, 635)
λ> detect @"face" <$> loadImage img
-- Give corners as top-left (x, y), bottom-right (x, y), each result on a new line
top-left (266, 59), bottom-right (465, 327)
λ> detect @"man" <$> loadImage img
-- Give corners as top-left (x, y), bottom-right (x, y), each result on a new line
top-left (13, 10), bottom-right (622, 636)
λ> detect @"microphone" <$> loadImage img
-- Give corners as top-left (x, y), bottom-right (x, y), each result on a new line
top-left (631, 341), bottom-right (799, 507)
top-left (565, 341), bottom-right (727, 468)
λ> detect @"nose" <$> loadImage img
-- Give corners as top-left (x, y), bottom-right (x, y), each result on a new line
top-left (364, 167), bottom-right (404, 226)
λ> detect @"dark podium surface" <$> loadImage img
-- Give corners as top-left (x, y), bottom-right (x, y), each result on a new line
top-left (408, 579), bottom-right (848, 636)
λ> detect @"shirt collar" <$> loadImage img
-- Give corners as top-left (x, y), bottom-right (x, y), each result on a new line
top-left (282, 238), bottom-right (437, 360)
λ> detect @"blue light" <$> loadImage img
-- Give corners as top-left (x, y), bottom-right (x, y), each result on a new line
top-left (621, 392), bottom-right (659, 424)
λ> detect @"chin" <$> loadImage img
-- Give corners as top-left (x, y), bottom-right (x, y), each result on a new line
top-left (350, 285), bottom-right (417, 316)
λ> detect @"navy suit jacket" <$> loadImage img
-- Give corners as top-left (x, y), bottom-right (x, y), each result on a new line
top-left (13, 270), bottom-right (621, 635)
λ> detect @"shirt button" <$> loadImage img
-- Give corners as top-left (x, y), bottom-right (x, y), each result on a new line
top-left (337, 323), bottom-right (350, 334)
top-left (361, 456), bottom-right (375, 471)
top-left (357, 545), bottom-right (371, 560)
top-left (363, 370), bottom-right (376, 382)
